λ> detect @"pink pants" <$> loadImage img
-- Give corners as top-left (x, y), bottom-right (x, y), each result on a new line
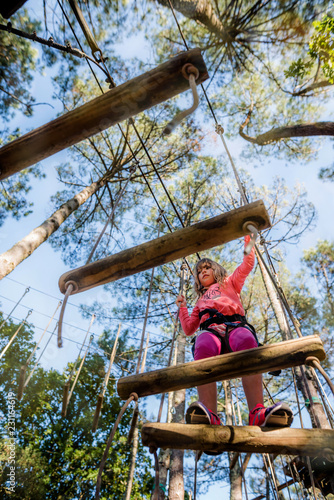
top-left (194, 327), bottom-right (257, 361)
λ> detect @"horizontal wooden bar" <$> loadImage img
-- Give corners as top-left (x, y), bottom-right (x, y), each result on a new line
top-left (0, 0), bottom-right (28, 18)
top-left (59, 200), bottom-right (271, 294)
top-left (117, 335), bottom-right (325, 399)
top-left (0, 48), bottom-right (208, 180)
top-left (141, 422), bottom-right (334, 457)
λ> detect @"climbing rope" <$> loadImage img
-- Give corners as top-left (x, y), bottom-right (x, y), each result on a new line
top-left (95, 392), bottom-right (138, 500)
top-left (61, 314), bottom-right (95, 416)
top-left (18, 301), bottom-right (61, 399)
top-left (164, 66), bottom-right (200, 135)
top-left (92, 323), bottom-right (121, 432)
top-left (134, 218), bottom-right (163, 375)
top-left (0, 309), bottom-right (32, 361)
top-left (67, 334), bottom-right (94, 402)
top-left (156, 262), bottom-right (187, 423)
top-left (21, 322), bottom-right (58, 394)
top-left (0, 286), bottom-right (30, 331)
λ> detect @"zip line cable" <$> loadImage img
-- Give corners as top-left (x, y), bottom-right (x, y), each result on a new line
top-left (0, 289), bottom-right (176, 350)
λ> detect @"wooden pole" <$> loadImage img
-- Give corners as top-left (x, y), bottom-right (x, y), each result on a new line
top-left (0, 48), bottom-right (208, 180)
top-left (117, 335), bottom-right (325, 399)
top-left (141, 422), bottom-right (334, 457)
top-left (0, 0), bottom-right (28, 18)
top-left (59, 200), bottom-right (271, 294)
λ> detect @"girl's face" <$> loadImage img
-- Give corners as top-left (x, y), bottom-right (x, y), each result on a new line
top-left (198, 262), bottom-right (216, 288)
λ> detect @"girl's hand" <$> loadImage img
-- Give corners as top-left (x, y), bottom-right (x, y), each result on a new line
top-left (176, 295), bottom-right (187, 308)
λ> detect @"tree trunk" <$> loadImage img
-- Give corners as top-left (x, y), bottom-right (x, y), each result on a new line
top-left (257, 257), bottom-right (290, 342)
top-left (156, 0), bottom-right (229, 41)
top-left (224, 381), bottom-right (243, 500)
top-left (152, 393), bottom-right (172, 500)
top-left (240, 121), bottom-right (334, 146)
top-left (0, 176), bottom-right (107, 280)
top-left (155, 448), bottom-right (170, 500)
top-left (123, 425), bottom-right (139, 500)
top-left (168, 333), bottom-right (186, 500)
top-left (257, 251), bottom-right (330, 430)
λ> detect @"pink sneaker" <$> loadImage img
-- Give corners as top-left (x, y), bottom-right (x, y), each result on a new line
top-left (186, 402), bottom-right (221, 456)
top-left (249, 402), bottom-right (293, 427)
top-left (186, 402), bottom-right (221, 425)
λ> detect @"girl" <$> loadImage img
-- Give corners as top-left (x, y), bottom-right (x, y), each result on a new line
top-left (176, 235), bottom-right (293, 429)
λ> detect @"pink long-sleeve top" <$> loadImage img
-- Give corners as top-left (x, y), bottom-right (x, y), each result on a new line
top-left (179, 248), bottom-right (255, 337)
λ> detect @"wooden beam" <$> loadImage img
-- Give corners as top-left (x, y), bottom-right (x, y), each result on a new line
top-left (0, 0), bottom-right (28, 18)
top-left (0, 48), bottom-right (208, 180)
top-left (117, 335), bottom-right (325, 399)
top-left (141, 422), bottom-right (334, 457)
top-left (58, 200), bottom-right (271, 294)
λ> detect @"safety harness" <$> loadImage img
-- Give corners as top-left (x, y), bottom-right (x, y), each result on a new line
top-left (192, 308), bottom-right (259, 355)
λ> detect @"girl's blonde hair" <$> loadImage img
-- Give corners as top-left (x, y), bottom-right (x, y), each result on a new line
top-left (193, 258), bottom-right (228, 298)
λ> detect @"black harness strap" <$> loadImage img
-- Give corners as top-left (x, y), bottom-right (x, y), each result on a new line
top-left (192, 308), bottom-right (260, 357)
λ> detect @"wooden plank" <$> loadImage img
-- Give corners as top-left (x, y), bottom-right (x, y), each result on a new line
top-left (0, 48), bottom-right (208, 180)
top-left (117, 335), bottom-right (325, 399)
top-left (58, 200), bottom-right (271, 294)
top-left (0, 0), bottom-right (28, 18)
top-left (141, 422), bottom-right (334, 457)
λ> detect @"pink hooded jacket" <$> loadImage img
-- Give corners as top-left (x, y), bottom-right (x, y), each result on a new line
top-left (179, 245), bottom-right (254, 336)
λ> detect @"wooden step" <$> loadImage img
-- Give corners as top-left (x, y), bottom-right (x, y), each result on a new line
top-left (0, 48), bottom-right (208, 180)
top-left (117, 335), bottom-right (325, 399)
top-left (141, 422), bottom-right (334, 457)
top-left (59, 200), bottom-right (271, 294)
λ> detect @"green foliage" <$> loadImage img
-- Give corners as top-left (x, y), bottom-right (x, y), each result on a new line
top-left (285, 10), bottom-right (334, 84)
top-left (302, 240), bottom-right (334, 323)
top-left (0, 128), bottom-right (46, 226)
top-left (0, 315), bottom-right (153, 498)
top-left (0, 11), bottom-right (41, 119)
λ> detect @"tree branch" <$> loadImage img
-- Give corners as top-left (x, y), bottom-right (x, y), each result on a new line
top-left (240, 121), bottom-right (334, 145)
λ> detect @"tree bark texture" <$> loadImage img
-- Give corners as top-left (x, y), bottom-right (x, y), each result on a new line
top-left (257, 252), bottom-right (331, 430)
top-left (123, 425), bottom-right (139, 500)
top-left (59, 200), bottom-right (271, 294)
top-left (224, 381), bottom-right (243, 500)
top-left (258, 256), bottom-right (291, 342)
top-left (153, 449), bottom-right (170, 500)
top-left (0, 177), bottom-right (107, 280)
top-left (0, 49), bottom-right (208, 179)
top-left (142, 422), bottom-right (334, 456)
top-left (156, 0), bottom-right (229, 41)
top-left (117, 335), bottom-right (325, 399)
top-left (168, 333), bottom-right (186, 500)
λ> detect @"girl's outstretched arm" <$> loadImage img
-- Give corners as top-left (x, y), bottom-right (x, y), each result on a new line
top-left (229, 235), bottom-right (255, 293)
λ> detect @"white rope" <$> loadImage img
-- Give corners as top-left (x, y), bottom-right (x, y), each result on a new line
top-left (0, 309), bottom-right (32, 360)
top-left (0, 287), bottom-right (30, 331)
top-left (164, 68), bottom-right (200, 135)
